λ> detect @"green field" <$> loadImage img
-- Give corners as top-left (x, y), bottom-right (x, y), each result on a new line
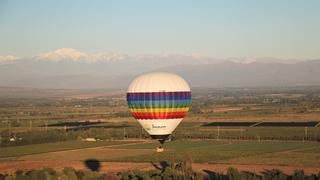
top-left (2, 140), bottom-right (319, 167)
top-left (109, 140), bottom-right (320, 166)
top-left (0, 140), bottom-right (137, 158)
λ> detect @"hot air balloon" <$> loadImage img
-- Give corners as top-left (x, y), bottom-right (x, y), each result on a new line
top-left (126, 72), bottom-right (191, 152)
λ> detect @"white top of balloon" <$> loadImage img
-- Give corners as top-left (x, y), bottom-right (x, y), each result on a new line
top-left (127, 72), bottom-right (190, 92)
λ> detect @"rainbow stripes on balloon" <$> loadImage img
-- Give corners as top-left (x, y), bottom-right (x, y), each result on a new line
top-left (127, 91), bottom-right (191, 119)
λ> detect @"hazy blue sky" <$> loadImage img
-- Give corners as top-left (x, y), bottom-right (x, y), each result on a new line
top-left (0, 0), bottom-right (319, 59)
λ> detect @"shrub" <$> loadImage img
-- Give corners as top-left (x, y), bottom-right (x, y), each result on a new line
top-left (25, 168), bottom-right (58, 180)
top-left (263, 169), bottom-right (287, 180)
top-left (76, 169), bottom-right (101, 180)
top-left (240, 171), bottom-right (261, 180)
top-left (227, 167), bottom-right (241, 180)
top-left (292, 169), bottom-right (305, 180)
top-left (62, 167), bottom-right (78, 180)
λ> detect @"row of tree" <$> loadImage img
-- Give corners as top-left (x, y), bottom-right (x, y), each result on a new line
top-left (1, 160), bottom-right (319, 180)
top-left (1, 126), bottom-right (320, 147)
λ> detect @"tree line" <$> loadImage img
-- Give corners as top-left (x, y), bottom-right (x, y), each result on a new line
top-left (1, 126), bottom-right (319, 147)
top-left (1, 159), bottom-right (319, 180)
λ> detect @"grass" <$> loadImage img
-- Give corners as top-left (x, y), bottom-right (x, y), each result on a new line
top-left (114, 140), bottom-right (226, 150)
top-left (296, 146), bottom-right (320, 153)
top-left (174, 125), bottom-right (320, 141)
top-left (0, 140), bottom-right (137, 158)
top-left (1, 140), bottom-right (319, 167)
top-left (109, 140), bottom-right (320, 166)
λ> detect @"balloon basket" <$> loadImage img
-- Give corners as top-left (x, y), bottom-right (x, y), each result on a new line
top-left (156, 138), bottom-right (166, 153)
top-left (156, 147), bottom-right (164, 153)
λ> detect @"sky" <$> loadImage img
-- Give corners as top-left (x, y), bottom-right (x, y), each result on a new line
top-left (0, 0), bottom-right (320, 59)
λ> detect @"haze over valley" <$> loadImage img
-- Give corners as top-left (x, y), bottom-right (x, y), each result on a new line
top-left (1, 48), bottom-right (319, 89)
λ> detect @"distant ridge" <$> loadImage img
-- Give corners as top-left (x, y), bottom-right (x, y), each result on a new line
top-left (0, 51), bottom-right (319, 89)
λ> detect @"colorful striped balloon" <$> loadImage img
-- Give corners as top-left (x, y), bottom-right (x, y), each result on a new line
top-left (127, 72), bottom-right (191, 138)
top-left (127, 91), bottom-right (191, 119)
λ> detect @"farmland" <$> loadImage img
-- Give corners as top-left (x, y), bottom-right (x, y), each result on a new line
top-left (0, 86), bottom-right (320, 175)
top-left (1, 86), bottom-right (320, 145)
top-left (0, 140), bottom-right (138, 158)
top-left (0, 140), bottom-right (319, 175)
top-left (109, 140), bottom-right (320, 166)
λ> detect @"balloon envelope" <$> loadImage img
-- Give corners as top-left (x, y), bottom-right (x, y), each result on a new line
top-left (127, 72), bottom-right (191, 138)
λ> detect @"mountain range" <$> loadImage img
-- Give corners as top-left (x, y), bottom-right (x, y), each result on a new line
top-left (0, 48), bottom-right (319, 89)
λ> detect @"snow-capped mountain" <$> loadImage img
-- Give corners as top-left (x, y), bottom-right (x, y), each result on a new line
top-left (0, 48), bottom-right (319, 89)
